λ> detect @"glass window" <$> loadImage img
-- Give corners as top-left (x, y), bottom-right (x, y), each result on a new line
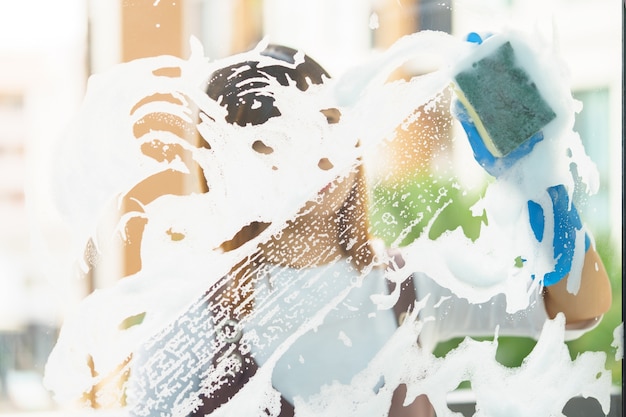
top-left (1, 1), bottom-right (621, 416)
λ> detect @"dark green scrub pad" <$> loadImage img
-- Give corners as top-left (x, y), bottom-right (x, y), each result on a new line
top-left (454, 41), bottom-right (557, 157)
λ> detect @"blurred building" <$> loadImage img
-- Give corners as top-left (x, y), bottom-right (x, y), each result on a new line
top-left (0, 0), bottom-right (88, 411)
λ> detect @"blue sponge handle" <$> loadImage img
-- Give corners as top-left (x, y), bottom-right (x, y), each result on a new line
top-left (527, 185), bottom-right (588, 286)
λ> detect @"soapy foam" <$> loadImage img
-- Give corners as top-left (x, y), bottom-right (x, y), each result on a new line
top-left (44, 30), bottom-right (610, 416)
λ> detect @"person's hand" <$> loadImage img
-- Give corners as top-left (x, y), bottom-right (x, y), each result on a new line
top-left (527, 184), bottom-right (588, 286)
top-left (452, 32), bottom-right (585, 286)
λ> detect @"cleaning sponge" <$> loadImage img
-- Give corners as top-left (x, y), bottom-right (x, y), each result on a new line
top-left (453, 39), bottom-right (556, 159)
top-left (452, 34), bottom-right (582, 286)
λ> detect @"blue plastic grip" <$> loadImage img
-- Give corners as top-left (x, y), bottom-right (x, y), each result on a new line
top-left (528, 185), bottom-right (584, 286)
top-left (466, 32), bottom-right (484, 44)
top-left (527, 200), bottom-right (545, 242)
top-left (543, 185), bottom-right (583, 286)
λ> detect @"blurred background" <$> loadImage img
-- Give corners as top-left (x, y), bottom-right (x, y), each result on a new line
top-left (0, 0), bottom-right (622, 413)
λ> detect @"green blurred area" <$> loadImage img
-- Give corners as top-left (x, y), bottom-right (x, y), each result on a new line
top-left (369, 173), bottom-right (622, 386)
top-left (369, 173), bottom-right (487, 246)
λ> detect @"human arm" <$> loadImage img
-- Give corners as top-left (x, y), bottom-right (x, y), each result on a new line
top-left (544, 245), bottom-right (612, 326)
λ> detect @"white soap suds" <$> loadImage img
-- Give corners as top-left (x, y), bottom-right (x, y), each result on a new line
top-left (43, 29), bottom-right (610, 416)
